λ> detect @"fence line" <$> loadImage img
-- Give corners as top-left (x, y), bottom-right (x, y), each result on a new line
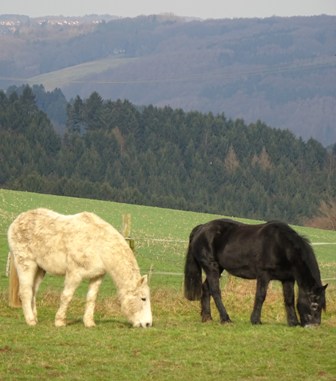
top-left (1, 231), bottom-right (336, 245)
top-left (135, 238), bottom-right (188, 244)
top-left (150, 271), bottom-right (184, 276)
top-left (135, 237), bottom-right (336, 245)
top-left (3, 233), bottom-right (336, 282)
top-left (146, 271), bottom-right (336, 283)
top-left (312, 242), bottom-right (336, 245)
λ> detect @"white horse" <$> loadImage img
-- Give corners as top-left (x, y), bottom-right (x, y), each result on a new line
top-left (7, 208), bottom-right (152, 328)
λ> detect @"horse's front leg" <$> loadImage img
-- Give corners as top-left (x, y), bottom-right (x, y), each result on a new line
top-left (55, 273), bottom-right (82, 327)
top-left (83, 276), bottom-right (103, 328)
top-left (251, 276), bottom-right (270, 324)
top-left (282, 280), bottom-right (300, 326)
top-left (201, 279), bottom-right (212, 322)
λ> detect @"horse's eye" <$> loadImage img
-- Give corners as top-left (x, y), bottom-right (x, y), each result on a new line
top-left (141, 297), bottom-right (146, 302)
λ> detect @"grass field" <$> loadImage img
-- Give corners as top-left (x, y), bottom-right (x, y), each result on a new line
top-left (1, 189), bottom-right (336, 380)
top-left (27, 56), bottom-right (139, 91)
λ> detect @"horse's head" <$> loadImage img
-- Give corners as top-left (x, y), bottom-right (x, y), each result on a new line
top-left (120, 275), bottom-right (152, 328)
top-left (297, 284), bottom-right (327, 327)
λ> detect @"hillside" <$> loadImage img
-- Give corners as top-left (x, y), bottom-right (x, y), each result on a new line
top-left (0, 14), bottom-right (335, 145)
top-left (1, 86), bottom-right (336, 225)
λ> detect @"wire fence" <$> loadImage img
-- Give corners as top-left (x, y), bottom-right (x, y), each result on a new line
top-left (133, 238), bottom-right (336, 284)
top-left (3, 235), bottom-right (336, 283)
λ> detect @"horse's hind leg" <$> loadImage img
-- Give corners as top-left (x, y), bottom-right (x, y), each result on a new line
top-left (203, 266), bottom-right (231, 324)
top-left (83, 276), bottom-right (103, 328)
top-left (32, 267), bottom-right (46, 322)
top-left (201, 279), bottom-right (213, 322)
top-left (16, 261), bottom-right (39, 326)
top-left (251, 276), bottom-right (270, 324)
top-left (55, 272), bottom-right (82, 327)
top-left (282, 280), bottom-right (299, 326)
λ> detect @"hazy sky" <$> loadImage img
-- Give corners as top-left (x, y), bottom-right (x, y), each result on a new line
top-left (1, 0), bottom-right (336, 19)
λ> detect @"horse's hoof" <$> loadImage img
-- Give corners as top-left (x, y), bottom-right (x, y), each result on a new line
top-left (55, 319), bottom-right (67, 327)
top-left (288, 322), bottom-right (300, 327)
top-left (27, 319), bottom-right (37, 326)
top-left (251, 320), bottom-right (262, 325)
top-left (220, 319), bottom-right (232, 325)
top-left (84, 321), bottom-right (96, 328)
top-left (201, 315), bottom-right (213, 323)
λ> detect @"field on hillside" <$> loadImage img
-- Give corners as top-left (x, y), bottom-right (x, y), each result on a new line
top-left (0, 189), bottom-right (336, 380)
top-left (27, 56), bottom-right (139, 91)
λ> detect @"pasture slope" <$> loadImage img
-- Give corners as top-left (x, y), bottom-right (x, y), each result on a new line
top-left (0, 189), bottom-right (335, 380)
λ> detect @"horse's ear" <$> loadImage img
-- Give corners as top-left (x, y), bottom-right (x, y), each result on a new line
top-left (138, 275), bottom-right (148, 287)
top-left (315, 284), bottom-right (328, 293)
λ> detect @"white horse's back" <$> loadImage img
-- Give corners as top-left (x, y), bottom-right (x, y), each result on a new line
top-left (8, 208), bottom-right (152, 328)
top-left (8, 208), bottom-right (114, 277)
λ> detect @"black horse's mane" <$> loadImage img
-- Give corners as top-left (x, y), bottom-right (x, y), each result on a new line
top-left (267, 220), bottom-right (322, 285)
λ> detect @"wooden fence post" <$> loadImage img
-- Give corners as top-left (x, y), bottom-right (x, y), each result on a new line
top-left (122, 213), bottom-right (135, 251)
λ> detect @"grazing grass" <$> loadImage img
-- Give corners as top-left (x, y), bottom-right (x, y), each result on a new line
top-left (0, 189), bottom-right (336, 380)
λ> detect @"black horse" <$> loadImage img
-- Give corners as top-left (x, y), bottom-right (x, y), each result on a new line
top-left (184, 219), bottom-right (327, 326)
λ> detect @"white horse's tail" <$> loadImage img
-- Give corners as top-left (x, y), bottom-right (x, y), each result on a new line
top-left (6, 251), bottom-right (10, 277)
top-left (8, 252), bottom-right (21, 307)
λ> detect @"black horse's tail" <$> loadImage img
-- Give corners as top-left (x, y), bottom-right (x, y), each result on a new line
top-left (184, 225), bottom-right (203, 301)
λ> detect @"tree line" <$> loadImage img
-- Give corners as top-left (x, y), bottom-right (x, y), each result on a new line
top-left (1, 85), bottom-right (335, 224)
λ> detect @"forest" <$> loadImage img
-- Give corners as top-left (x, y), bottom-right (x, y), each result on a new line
top-left (0, 85), bottom-right (336, 225)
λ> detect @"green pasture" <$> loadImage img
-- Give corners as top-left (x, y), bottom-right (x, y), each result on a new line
top-left (27, 56), bottom-right (139, 91)
top-left (0, 189), bottom-right (336, 380)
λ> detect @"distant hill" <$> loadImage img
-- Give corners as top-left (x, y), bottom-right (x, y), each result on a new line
top-left (0, 14), bottom-right (335, 145)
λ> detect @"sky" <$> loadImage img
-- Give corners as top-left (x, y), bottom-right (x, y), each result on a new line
top-left (1, 0), bottom-right (336, 19)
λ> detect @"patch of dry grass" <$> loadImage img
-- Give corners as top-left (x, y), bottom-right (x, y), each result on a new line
top-left (4, 277), bottom-right (334, 328)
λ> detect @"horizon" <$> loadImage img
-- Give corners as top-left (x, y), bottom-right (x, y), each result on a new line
top-left (1, 0), bottom-right (336, 20)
